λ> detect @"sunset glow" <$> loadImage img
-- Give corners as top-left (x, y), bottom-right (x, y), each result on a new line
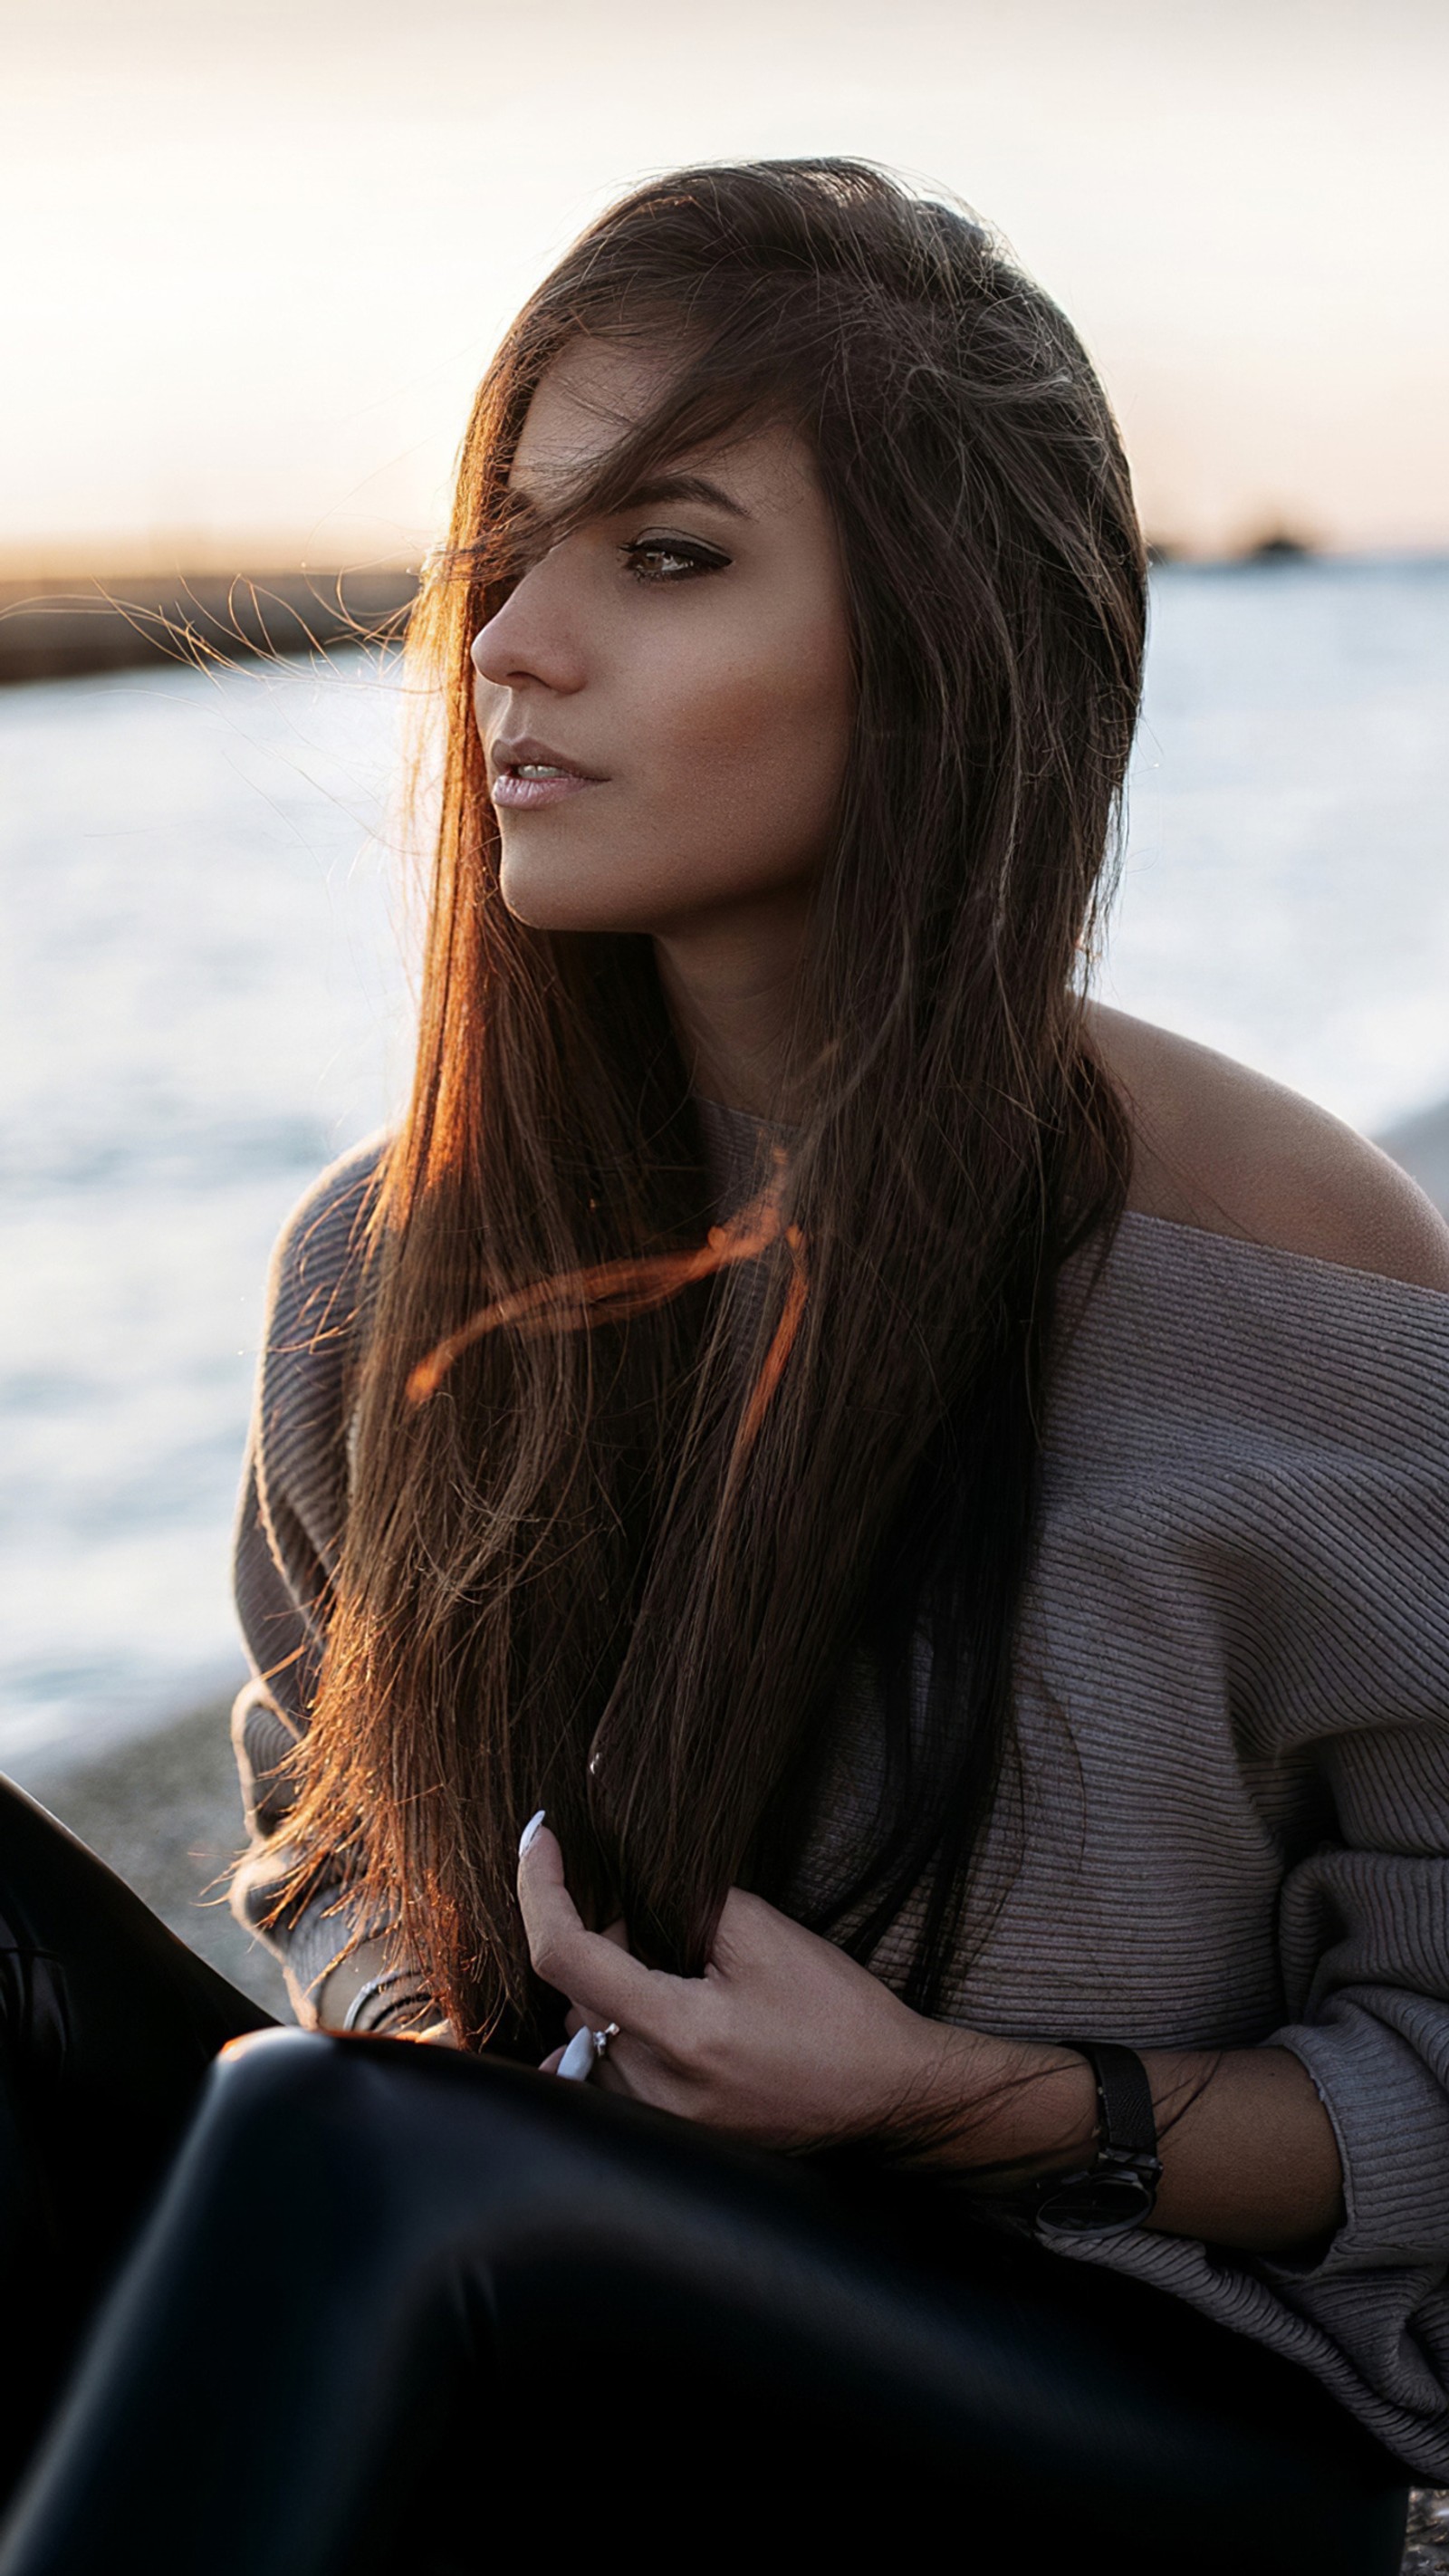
top-left (4, 0), bottom-right (1445, 570)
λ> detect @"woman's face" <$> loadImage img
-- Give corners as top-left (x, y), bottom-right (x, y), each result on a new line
top-left (471, 341), bottom-right (855, 939)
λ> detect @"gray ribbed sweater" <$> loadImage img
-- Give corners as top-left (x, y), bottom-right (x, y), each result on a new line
top-left (231, 1120), bottom-right (1449, 2478)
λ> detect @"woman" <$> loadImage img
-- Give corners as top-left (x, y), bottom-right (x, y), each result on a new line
top-left (0, 159), bottom-right (1445, 2574)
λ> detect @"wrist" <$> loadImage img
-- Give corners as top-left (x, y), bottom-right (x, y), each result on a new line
top-left (1032, 2042), bottom-right (1164, 2237)
top-left (880, 2022), bottom-right (1099, 2184)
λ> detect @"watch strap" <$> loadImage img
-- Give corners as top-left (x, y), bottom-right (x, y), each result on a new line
top-left (1066, 2038), bottom-right (1158, 2162)
top-left (1031, 2039), bottom-right (1163, 2240)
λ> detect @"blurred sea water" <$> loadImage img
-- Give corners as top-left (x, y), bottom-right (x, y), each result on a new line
top-left (0, 557), bottom-right (1446, 1773)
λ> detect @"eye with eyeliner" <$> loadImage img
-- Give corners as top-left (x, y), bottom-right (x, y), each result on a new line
top-left (620, 528), bottom-right (732, 585)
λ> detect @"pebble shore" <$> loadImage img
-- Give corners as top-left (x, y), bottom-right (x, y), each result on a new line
top-left (1406, 2492), bottom-right (1449, 2571)
top-left (29, 1693), bottom-right (286, 2020)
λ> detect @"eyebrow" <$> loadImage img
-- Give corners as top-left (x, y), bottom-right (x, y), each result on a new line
top-left (510, 466), bottom-right (749, 522)
top-left (610, 472), bottom-right (749, 520)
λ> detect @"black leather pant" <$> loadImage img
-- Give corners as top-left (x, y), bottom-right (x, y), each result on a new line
top-left (0, 1778), bottom-right (1411, 2576)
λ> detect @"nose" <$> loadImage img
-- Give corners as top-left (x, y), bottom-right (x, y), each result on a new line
top-left (470, 557), bottom-right (584, 697)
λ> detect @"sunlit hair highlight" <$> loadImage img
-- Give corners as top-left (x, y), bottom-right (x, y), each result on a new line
top-left (271, 159), bottom-right (1145, 2046)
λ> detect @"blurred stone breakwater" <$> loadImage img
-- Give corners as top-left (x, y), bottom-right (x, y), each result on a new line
top-left (0, 569), bottom-right (419, 684)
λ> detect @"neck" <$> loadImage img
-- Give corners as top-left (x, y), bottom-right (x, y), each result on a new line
top-left (652, 881), bottom-right (812, 1120)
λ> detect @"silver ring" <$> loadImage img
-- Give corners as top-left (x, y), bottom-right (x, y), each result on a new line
top-left (556, 2020), bottom-right (623, 2083)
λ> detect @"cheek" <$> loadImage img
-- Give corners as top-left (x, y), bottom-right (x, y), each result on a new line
top-left (473, 670), bottom-right (504, 749)
top-left (494, 600), bottom-right (854, 935)
top-left (637, 611), bottom-right (853, 877)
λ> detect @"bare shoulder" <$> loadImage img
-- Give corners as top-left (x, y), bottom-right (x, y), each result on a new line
top-left (1085, 1003), bottom-right (1449, 1293)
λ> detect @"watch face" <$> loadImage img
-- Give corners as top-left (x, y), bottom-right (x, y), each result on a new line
top-left (1034, 2167), bottom-right (1158, 2238)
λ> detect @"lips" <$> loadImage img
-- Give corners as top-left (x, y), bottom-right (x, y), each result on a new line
top-left (490, 735), bottom-right (606, 811)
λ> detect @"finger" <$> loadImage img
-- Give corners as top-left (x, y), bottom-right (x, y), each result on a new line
top-left (517, 1824), bottom-right (675, 2041)
top-left (589, 2039), bottom-right (670, 2110)
top-left (552, 2024), bottom-right (636, 2081)
top-left (561, 1929), bottom-right (629, 2043)
top-left (589, 2056), bottom-right (636, 2098)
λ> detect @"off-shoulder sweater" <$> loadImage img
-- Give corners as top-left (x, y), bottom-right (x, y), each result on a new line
top-left (230, 1118), bottom-right (1449, 2478)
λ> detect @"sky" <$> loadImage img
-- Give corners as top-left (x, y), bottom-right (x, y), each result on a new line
top-left (3, 0), bottom-right (1446, 570)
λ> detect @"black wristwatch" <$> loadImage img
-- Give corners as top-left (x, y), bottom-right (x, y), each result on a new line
top-left (1032, 2040), bottom-right (1164, 2240)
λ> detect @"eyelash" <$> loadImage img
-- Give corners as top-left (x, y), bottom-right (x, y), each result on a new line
top-left (620, 534), bottom-right (731, 585)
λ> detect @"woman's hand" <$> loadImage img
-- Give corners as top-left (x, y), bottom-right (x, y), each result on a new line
top-left (517, 1821), bottom-right (1347, 2247)
top-left (516, 1816), bottom-right (993, 2152)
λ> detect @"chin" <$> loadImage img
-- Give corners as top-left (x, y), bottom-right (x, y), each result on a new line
top-left (498, 851), bottom-right (655, 937)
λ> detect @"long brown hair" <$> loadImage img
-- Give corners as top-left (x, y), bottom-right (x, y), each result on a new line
top-left (277, 159), bottom-right (1145, 2045)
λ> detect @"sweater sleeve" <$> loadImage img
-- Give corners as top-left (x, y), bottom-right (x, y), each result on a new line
top-left (1054, 1714), bottom-right (1449, 2482)
top-left (1252, 1714), bottom-right (1449, 2437)
top-left (1236, 1283), bottom-right (1449, 2456)
top-left (1042, 1241), bottom-right (1449, 2485)
top-left (227, 1139), bottom-right (428, 2033)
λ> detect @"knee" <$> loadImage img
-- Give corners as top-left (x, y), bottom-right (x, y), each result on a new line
top-left (190, 2027), bottom-right (507, 2193)
top-left (186, 2028), bottom-right (390, 2213)
top-left (190, 2032), bottom-right (640, 2245)
top-left (182, 2033), bottom-right (555, 2280)
top-left (206, 2023), bottom-right (371, 2129)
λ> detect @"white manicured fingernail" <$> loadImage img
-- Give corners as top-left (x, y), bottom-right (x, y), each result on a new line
top-left (518, 1809), bottom-right (546, 1858)
top-left (556, 2027), bottom-right (594, 2082)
